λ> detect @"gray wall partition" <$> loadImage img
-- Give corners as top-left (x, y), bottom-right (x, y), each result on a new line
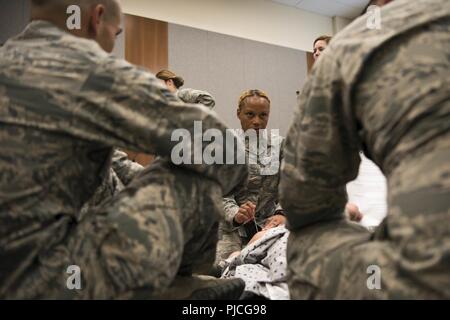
top-left (168, 23), bottom-right (308, 136)
top-left (0, 0), bottom-right (30, 45)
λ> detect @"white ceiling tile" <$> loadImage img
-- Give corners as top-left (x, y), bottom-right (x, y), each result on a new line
top-left (271, 0), bottom-right (369, 19)
top-left (296, 0), bottom-right (366, 18)
top-left (296, 0), bottom-right (344, 17)
top-left (341, 4), bottom-right (367, 18)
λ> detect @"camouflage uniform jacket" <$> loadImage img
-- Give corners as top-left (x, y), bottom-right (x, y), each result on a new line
top-left (280, 0), bottom-right (450, 230)
top-left (224, 133), bottom-right (284, 227)
top-left (0, 20), bottom-right (247, 294)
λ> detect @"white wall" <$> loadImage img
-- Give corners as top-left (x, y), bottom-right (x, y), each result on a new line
top-left (332, 16), bottom-right (351, 34)
top-left (121, 0), bottom-right (333, 53)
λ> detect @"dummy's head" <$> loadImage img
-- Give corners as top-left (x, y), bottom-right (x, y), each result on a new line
top-left (30, 0), bottom-right (122, 53)
top-left (262, 215), bottom-right (286, 231)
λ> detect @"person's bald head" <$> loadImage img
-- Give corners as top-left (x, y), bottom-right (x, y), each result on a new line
top-left (30, 0), bottom-right (122, 53)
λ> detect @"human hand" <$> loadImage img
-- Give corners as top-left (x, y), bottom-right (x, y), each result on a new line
top-left (346, 202), bottom-right (363, 222)
top-left (233, 201), bottom-right (256, 224)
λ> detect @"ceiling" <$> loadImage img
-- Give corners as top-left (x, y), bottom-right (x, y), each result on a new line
top-left (272, 0), bottom-right (370, 19)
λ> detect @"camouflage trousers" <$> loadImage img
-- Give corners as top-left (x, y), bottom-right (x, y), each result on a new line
top-left (78, 168), bottom-right (125, 221)
top-left (288, 145), bottom-right (450, 299)
top-left (215, 221), bottom-right (243, 269)
top-left (7, 159), bottom-right (222, 299)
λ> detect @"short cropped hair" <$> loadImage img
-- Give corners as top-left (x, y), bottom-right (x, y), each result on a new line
top-left (238, 89), bottom-right (271, 110)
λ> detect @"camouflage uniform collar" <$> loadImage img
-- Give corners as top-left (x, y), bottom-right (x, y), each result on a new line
top-left (14, 20), bottom-right (106, 57)
top-left (22, 20), bottom-right (69, 39)
top-left (243, 131), bottom-right (283, 156)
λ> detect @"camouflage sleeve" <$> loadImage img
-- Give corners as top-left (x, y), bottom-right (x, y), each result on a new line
top-left (279, 52), bottom-right (361, 230)
top-left (274, 137), bottom-right (285, 215)
top-left (73, 57), bottom-right (246, 195)
top-left (274, 203), bottom-right (284, 214)
top-left (111, 149), bottom-right (144, 185)
top-left (177, 88), bottom-right (216, 110)
top-left (223, 195), bottom-right (240, 223)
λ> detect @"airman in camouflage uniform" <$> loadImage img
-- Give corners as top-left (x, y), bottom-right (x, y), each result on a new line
top-left (216, 135), bottom-right (285, 267)
top-left (156, 69), bottom-right (216, 110)
top-left (280, 0), bottom-right (450, 299)
top-left (0, 1), bottom-right (246, 299)
top-left (215, 90), bottom-right (285, 266)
